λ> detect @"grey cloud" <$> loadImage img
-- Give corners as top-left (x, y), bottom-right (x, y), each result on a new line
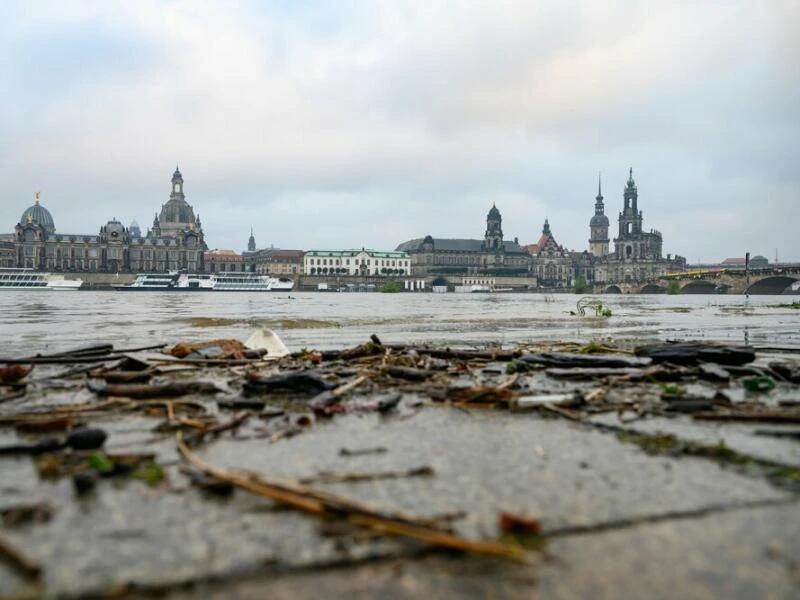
top-left (0, 0), bottom-right (797, 261)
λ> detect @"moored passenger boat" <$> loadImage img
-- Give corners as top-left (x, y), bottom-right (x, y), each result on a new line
top-left (210, 272), bottom-right (294, 291)
top-left (113, 271), bottom-right (293, 291)
top-left (0, 268), bottom-right (82, 290)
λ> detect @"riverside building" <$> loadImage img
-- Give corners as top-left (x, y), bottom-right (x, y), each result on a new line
top-left (1, 168), bottom-right (206, 273)
top-left (589, 169), bottom-right (685, 285)
top-left (396, 204), bottom-right (530, 278)
top-left (304, 249), bottom-right (411, 277)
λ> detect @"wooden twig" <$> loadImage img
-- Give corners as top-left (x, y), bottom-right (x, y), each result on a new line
top-left (0, 535), bottom-right (41, 581)
top-left (176, 434), bottom-right (526, 560)
top-left (333, 375), bottom-right (369, 397)
top-left (299, 466), bottom-right (435, 484)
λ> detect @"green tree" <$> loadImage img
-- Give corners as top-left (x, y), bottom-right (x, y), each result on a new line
top-left (666, 281), bottom-right (681, 295)
top-left (573, 276), bottom-right (589, 294)
top-left (380, 280), bottom-right (403, 293)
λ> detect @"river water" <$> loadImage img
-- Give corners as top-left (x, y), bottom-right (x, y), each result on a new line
top-left (0, 291), bottom-right (798, 356)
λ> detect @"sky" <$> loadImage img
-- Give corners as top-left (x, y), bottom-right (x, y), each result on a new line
top-left (1, 0), bottom-right (798, 263)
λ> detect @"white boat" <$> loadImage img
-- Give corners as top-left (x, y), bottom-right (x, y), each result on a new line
top-left (211, 272), bottom-right (294, 292)
top-left (113, 272), bottom-right (192, 291)
top-left (0, 268), bottom-right (82, 291)
top-left (114, 271), bottom-right (293, 292)
top-left (453, 284), bottom-right (493, 293)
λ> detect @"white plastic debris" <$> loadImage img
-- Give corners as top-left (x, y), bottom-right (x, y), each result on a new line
top-left (510, 393), bottom-right (579, 410)
top-left (244, 328), bottom-right (290, 358)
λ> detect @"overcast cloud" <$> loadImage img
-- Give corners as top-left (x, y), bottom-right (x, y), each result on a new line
top-left (1, 0), bottom-right (797, 262)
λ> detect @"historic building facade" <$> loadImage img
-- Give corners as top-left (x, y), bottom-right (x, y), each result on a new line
top-left (304, 249), bottom-right (410, 277)
top-left (255, 249), bottom-right (305, 276)
top-left (204, 249), bottom-right (243, 273)
top-left (238, 230), bottom-right (305, 276)
top-left (592, 169), bottom-right (685, 284)
top-left (2, 168), bottom-right (206, 273)
top-left (396, 205), bottom-right (529, 277)
top-left (525, 219), bottom-right (574, 287)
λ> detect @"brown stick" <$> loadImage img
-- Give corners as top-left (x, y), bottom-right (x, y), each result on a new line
top-left (0, 535), bottom-right (41, 581)
top-left (176, 435), bottom-right (525, 560)
top-left (299, 466), bottom-right (435, 485)
top-left (692, 411), bottom-right (800, 424)
top-left (332, 375), bottom-right (369, 397)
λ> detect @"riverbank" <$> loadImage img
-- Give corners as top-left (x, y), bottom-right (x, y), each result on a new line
top-left (1, 336), bottom-right (798, 598)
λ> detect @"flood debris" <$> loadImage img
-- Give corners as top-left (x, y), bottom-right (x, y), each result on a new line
top-left (1, 502), bottom-right (53, 527)
top-left (634, 343), bottom-right (756, 366)
top-left (0, 427), bottom-right (107, 456)
top-left (387, 366), bottom-right (433, 381)
top-left (169, 339), bottom-right (249, 359)
top-left (692, 408), bottom-right (800, 424)
top-left (0, 535), bottom-right (42, 581)
top-left (0, 364), bottom-right (33, 383)
top-left (176, 434), bottom-right (527, 560)
top-left (298, 465), bottom-right (435, 485)
top-left (516, 352), bottom-right (651, 370)
top-left (339, 446), bottom-right (388, 457)
top-left (499, 511), bottom-right (542, 536)
top-left (1, 332), bottom-right (799, 596)
top-left (88, 380), bottom-right (222, 399)
top-left (14, 416), bottom-right (79, 434)
top-left (245, 328), bottom-right (291, 358)
top-left (741, 376), bottom-right (776, 393)
top-left (243, 370), bottom-right (335, 395)
top-left (754, 429), bottom-right (800, 441)
top-left (510, 392), bottom-right (583, 410)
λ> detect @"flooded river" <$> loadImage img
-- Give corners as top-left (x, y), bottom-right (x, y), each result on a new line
top-left (1, 291), bottom-right (798, 356)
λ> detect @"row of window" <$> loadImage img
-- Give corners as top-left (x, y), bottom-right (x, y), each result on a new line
top-left (307, 258), bottom-right (409, 267)
top-left (309, 267), bottom-right (407, 276)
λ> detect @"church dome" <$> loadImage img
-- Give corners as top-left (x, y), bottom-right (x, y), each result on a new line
top-left (487, 204), bottom-right (501, 219)
top-left (20, 200), bottom-right (55, 232)
top-left (590, 214), bottom-right (609, 227)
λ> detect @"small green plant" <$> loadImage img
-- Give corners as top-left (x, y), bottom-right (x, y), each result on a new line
top-left (741, 376), bottom-right (776, 393)
top-left (666, 281), bottom-right (681, 295)
top-left (659, 383), bottom-right (686, 396)
top-left (132, 464), bottom-right (166, 487)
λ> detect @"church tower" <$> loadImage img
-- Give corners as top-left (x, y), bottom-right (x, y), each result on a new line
top-left (618, 168), bottom-right (643, 238)
top-left (483, 204), bottom-right (504, 250)
top-left (171, 166), bottom-right (184, 198)
top-left (614, 167), bottom-right (651, 261)
top-left (247, 228), bottom-right (256, 252)
top-left (158, 166), bottom-right (200, 238)
top-left (589, 173), bottom-right (610, 257)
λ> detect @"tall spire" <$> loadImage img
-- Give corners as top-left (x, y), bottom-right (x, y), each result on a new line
top-left (594, 172), bottom-right (606, 216)
top-left (247, 227), bottom-right (256, 252)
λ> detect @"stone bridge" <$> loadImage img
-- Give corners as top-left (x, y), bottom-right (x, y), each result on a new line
top-left (600, 265), bottom-right (800, 295)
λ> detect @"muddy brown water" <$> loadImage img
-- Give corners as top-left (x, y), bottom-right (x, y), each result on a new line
top-left (0, 292), bottom-right (798, 355)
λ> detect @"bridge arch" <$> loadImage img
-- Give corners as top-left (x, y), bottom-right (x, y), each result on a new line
top-left (605, 285), bottom-right (622, 294)
top-left (639, 283), bottom-right (664, 294)
top-left (681, 280), bottom-right (719, 294)
top-left (745, 276), bottom-right (798, 295)
top-left (431, 277), bottom-right (448, 288)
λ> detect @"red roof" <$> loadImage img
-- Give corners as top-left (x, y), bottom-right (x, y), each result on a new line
top-left (270, 249), bottom-right (304, 260)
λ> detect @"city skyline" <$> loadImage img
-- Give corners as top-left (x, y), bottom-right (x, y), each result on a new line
top-left (1, 1), bottom-right (797, 262)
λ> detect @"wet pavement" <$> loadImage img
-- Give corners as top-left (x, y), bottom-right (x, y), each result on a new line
top-left (1, 334), bottom-right (799, 598)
